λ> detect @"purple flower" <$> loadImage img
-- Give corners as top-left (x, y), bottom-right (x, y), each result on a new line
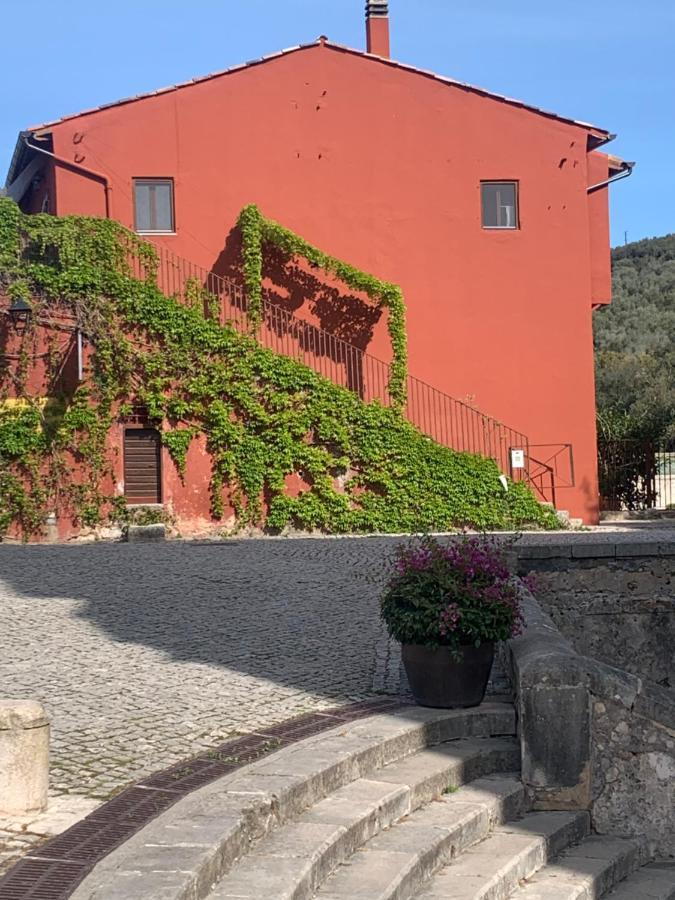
top-left (439, 603), bottom-right (462, 635)
top-left (520, 573), bottom-right (539, 595)
top-left (384, 535), bottom-right (524, 648)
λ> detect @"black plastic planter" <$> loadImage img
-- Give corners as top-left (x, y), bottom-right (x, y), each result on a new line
top-left (401, 642), bottom-right (494, 708)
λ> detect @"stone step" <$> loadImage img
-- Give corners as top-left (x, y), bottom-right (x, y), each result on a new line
top-left (208, 739), bottom-right (521, 899)
top-left (315, 775), bottom-right (527, 900)
top-left (412, 810), bottom-right (589, 900)
top-left (605, 860), bottom-right (675, 900)
top-left (70, 702), bottom-right (516, 900)
top-left (513, 835), bottom-right (649, 899)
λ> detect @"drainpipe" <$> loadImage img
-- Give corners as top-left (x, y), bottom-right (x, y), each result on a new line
top-left (587, 161), bottom-right (634, 194)
top-left (23, 135), bottom-right (112, 218)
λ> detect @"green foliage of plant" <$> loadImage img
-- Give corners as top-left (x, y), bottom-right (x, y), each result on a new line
top-left (380, 536), bottom-right (525, 653)
top-left (0, 405), bottom-right (45, 458)
top-left (595, 234), bottom-right (675, 442)
top-left (0, 197), bottom-right (21, 273)
top-left (120, 505), bottom-right (171, 527)
top-left (238, 204), bottom-right (264, 330)
top-left (0, 197), bottom-right (556, 540)
top-left (7, 280), bottom-right (31, 303)
top-left (237, 204), bottom-right (408, 407)
top-left (161, 428), bottom-right (195, 477)
top-left (0, 469), bottom-right (45, 537)
top-left (184, 276), bottom-right (220, 319)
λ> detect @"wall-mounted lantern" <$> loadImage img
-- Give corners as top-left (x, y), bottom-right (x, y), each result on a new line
top-left (7, 297), bottom-right (32, 333)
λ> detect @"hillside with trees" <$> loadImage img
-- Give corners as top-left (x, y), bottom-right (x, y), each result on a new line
top-left (594, 234), bottom-right (675, 441)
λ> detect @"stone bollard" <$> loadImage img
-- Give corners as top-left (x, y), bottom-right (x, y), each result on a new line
top-left (0, 700), bottom-right (49, 815)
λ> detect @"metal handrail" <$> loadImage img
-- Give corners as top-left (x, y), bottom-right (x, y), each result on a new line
top-left (527, 443), bottom-right (575, 489)
top-left (526, 454), bottom-right (557, 508)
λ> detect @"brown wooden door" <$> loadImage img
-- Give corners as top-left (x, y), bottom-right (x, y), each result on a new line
top-left (124, 428), bottom-right (162, 504)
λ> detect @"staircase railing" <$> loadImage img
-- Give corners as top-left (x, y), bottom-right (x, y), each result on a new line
top-left (129, 244), bottom-right (530, 480)
top-left (526, 456), bottom-right (557, 508)
top-left (526, 444), bottom-right (575, 507)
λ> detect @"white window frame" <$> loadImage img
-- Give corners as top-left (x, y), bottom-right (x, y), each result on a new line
top-left (133, 178), bottom-right (176, 235)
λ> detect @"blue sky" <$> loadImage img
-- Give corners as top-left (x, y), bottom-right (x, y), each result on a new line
top-left (2, 0), bottom-right (673, 245)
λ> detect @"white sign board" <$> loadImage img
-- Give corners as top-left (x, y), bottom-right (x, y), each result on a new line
top-left (510, 448), bottom-right (526, 470)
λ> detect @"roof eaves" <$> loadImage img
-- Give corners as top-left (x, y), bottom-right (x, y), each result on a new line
top-left (608, 154), bottom-right (634, 174)
top-left (11, 36), bottom-right (611, 184)
top-left (21, 42), bottom-right (320, 134)
top-left (322, 40), bottom-right (611, 137)
top-left (6, 131), bottom-right (31, 187)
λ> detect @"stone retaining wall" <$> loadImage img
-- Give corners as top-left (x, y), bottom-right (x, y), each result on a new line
top-left (506, 590), bottom-right (675, 858)
top-left (517, 541), bottom-right (674, 689)
top-left (591, 680), bottom-right (674, 851)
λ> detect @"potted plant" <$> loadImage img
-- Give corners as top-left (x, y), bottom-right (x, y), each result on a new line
top-left (380, 535), bottom-right (524, 708)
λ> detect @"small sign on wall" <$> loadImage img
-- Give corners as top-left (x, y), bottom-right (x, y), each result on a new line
top-left (510, 448), bottom-right (526, 470)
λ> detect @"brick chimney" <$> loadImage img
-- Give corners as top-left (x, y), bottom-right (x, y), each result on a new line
top-left (366, 1), bottom-right (390, 58)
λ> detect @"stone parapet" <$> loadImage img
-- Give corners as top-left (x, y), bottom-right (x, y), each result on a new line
top-left (518, 537), bottom-right (675, 561)
top-left (517, 550), bottom-right (674, 688)
top-left (505, 594), bottom-right (592, 810)
top-left (506, 590), bottom-right (675, 857)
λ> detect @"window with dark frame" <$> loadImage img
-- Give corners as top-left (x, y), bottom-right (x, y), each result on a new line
top-left (133, 178), bottom-right (175, 233)
top-left (481, 182), bottom-right (518, 229)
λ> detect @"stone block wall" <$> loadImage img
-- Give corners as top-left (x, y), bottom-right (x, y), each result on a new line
top-left (518, 544), bottom-right (674, 688)
top-left (592, 686), bottom-right (675, 852)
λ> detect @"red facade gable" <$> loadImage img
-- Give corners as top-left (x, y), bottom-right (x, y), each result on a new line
top-left (5, 37), bottom-right (630, 524)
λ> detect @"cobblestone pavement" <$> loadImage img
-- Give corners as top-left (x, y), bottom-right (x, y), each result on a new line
top-left (1, 537), bottom-right (409, 803)
top-left (2, 527), bottom-right (672, 802)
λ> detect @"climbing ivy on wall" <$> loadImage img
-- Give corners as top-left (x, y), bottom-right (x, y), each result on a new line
top-left (0, 198), bottom-right (558, 539)
top-left (237, 204), bottom-right (409, 408)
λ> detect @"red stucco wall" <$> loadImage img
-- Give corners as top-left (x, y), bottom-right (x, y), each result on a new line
top-left (0, 316), bottom-right (237, 540)
top-left (24, 43), bottom-right (612, 523)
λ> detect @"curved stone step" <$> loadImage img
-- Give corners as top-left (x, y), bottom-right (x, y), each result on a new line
top-left (605, 860), bottom-right (675, 900)
top-left (513, 835), bottom-right (648, 899)
top-left (71, 702), bottom-right (516, 900)
top-left (331, 809), bottom-right (588, 900)
top-left (208, 739), bottom-right (521, 899)
top-left (314, 775), bottom-right (532, 900)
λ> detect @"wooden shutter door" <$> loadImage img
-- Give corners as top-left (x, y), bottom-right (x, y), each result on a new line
top-left (124, 429), bottom-right (162, 504)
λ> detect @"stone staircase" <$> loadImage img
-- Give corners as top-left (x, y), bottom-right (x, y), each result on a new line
top-left (70, 700), bottom-right (673, 900)
top-left (205, 732), bottom-right (666, 900)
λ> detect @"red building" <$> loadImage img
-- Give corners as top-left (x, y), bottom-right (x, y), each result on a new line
top-left (5, 2), bottom-right (631, 524)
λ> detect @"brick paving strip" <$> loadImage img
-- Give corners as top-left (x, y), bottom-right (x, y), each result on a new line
top-left (0, 698), bottom-right (403, 900)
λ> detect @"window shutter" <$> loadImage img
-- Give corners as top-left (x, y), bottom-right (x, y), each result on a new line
top-left (124, 429), bottom-right (162, 503)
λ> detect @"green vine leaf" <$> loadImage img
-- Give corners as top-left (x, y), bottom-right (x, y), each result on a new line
top-left (237, 205), bottom-right (409, 407)
top-left (0, 196), bottom-right (559, 540)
